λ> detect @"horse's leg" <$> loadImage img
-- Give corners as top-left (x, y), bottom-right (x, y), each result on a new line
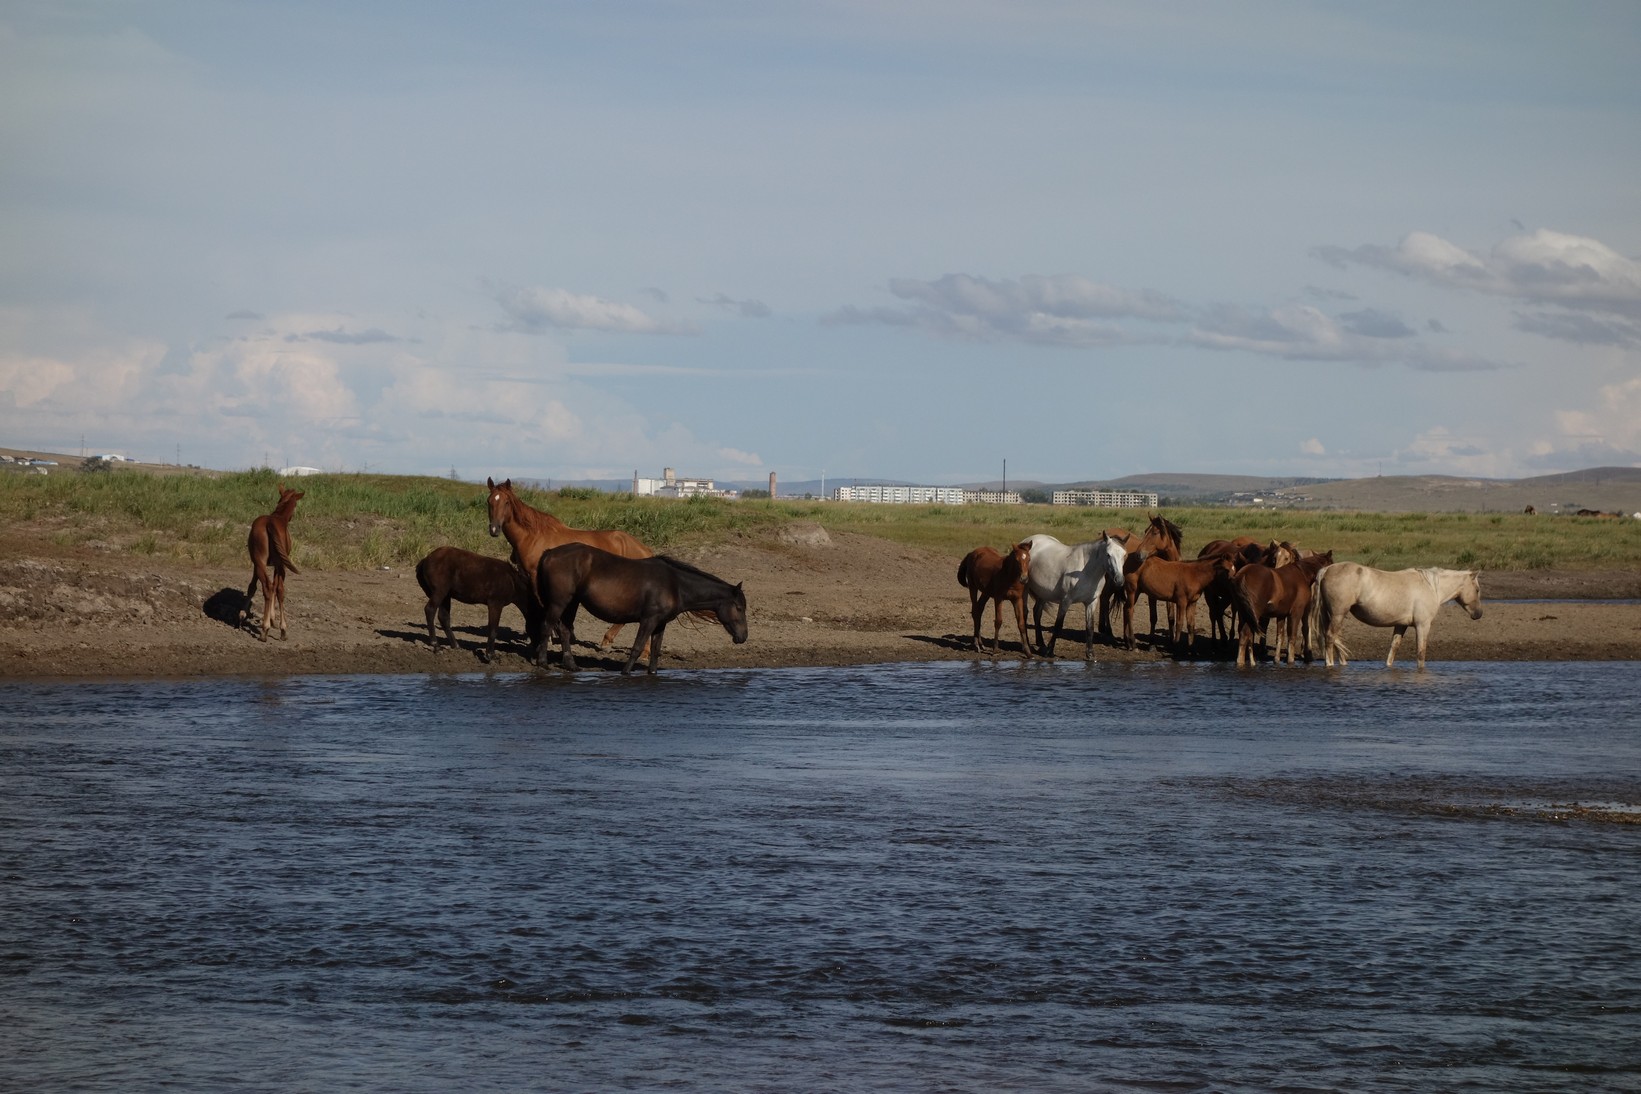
top-left (1385, 625), bottom-right (1407, 668)
top-left (482, 602), bottom-right (503, 662)
top-left (620, 619), bottom-right (654, 674)
top-left (276, 570), bottom-right (289, 640)
top-left (240, 569), bottom-right (260, 632)
top-left (644, 621), bottom-right (668, 674)
top-left (1046, 598), bottom-right (1072, 657)
top-left (1414, 622), bottom-right (1429, 669)
top-left (439, 600), bottom-right (455, 651)
top-left (424, 598), bottom-right (440, 650)
top-left (1013, 596), bottom-right (1033, 660)
top-left (1122, 590), bottom-right (1136, 650)
top-left (971, 596), bottom-right (988, 654)
top-left (557, 604), bottom-right (581, 670)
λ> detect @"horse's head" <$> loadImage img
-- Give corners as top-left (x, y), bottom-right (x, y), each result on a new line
top-left (1266, 540), bottom-right (1298, 568)
top-left (1133, 513), bottom-right (1178, 563)
top-left (274, 484), bottom-right (304, 513)
top-left (721, 583), bottom-right (749, 644)
top-left (485, 477), bottom-right (514, 538)
top-left (1010, 541), bottom-right (1031, 580)
top-left (1458, 570), bottom-right (1483, 619)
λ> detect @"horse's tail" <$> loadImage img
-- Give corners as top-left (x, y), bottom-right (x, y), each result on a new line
top-left (1307, 565), bottom-right (1350, 661)
top-left (957, 554), bottom-right (973, 589)
top-left (1228, 576), bottom-right (1260, 635)
top-left (415, 554), bottom-right (434, 599)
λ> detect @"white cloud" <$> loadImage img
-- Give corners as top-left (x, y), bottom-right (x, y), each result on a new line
top-left (493, 285), bottom-right (696, 335)
top-left (1300, 437), bottom-right (1325, 456)
top-left (1314, 228), bottom-right (1641, 345)
top-left (1543, 375), bottom-right (1641, 466)
top-left (1187, 304), bottom-right (1503, 370)
top-left (825, 272), bottom-right (1182, 347)
top-left (716, 446), bottom-right (763, 467)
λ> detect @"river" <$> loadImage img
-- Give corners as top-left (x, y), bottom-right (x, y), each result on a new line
top-left (3, 661), bottom-right (1637, 1092)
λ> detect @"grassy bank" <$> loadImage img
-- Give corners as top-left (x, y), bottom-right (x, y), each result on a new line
top-left (3, 468), bottom-right (1638, 573)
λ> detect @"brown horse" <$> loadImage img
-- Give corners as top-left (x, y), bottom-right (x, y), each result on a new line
top-left (1228, 551), bottom-right (1332, 666)
top-left (534, 543), bottom-right (747, 674)
top-left (238, 484), bottom-right (303, 641)
top-left (1123, 553), bottom-right (1235, 652)
top-left (1100, 514), bottom-right (1183, 637)
top-left (486, 477), bottom-right (653, 653)
top-left (1200, 539), bottom-right (1297, 643)
top-left (415, 546), bottom-right (542, 662)
top-left (957, 542), bottom-right (1033, 659)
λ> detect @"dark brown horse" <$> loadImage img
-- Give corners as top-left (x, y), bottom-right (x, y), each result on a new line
top-left (957, 542), bottom-right (1033, 659)
top-left (1228, 551), bottom-right (1332, 666)
top-left (1123, 553), bottom-right (1235, 653)
top-left (415, 546), bottom-right (542, 662)
top-left (535, 543), bottom-right (747, 674)
top-left (238, 484), bottom-right (303, 641)
top-left (486, 477), bottom-right (652, 653)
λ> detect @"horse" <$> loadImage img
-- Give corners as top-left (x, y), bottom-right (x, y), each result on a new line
top-left (534, 543), bottom-right (747, 674)
top-left (486, 477), bottom-right (653, 653)
top-left (1310, 562), bottom-right (1483, 668)
top-left (415, 546), bottom-right (542, 662)
top-left (1197, 538), bottom-right (1281, 643)
top-left (1228, 551), bottom-right (1332, 667)
top-left (1019, 533), bottom-right (1127, 659)
top-left (1122, 553), bottom-right (1235, 653)
top-left (238, 484), bottom-right (303, 641)
top-left (1100, 514), bottom-right (1183, 638)
top-left (956, 542), bottom-right (1033, 659)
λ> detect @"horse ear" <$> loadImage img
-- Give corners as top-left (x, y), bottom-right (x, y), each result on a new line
top-left (487, 476), bottom-right (495, 489)
top-left (503, 478), bottom-right (511, 489)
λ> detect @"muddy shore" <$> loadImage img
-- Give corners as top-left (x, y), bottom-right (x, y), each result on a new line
top-left (2, 527), bottom-right (1638, 679)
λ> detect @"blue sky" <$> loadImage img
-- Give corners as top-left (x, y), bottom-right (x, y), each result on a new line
top-left (3, 1), bottom-right (1638, 485)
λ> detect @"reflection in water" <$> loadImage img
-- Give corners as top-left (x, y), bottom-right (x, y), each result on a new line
top-left (3, 662), bottom-right (1638, 1093)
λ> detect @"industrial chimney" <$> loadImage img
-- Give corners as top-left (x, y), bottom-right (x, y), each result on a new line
top-left (768, 471), bottom-right (777, 498)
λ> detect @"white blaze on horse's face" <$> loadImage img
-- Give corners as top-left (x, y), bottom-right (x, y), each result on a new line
top-left (488, 492), bottom-right (503, 537)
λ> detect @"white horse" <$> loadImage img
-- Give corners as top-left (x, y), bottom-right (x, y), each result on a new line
top-left (1310, 562), bottom-right (1482, 668)
top-left (1020, 533), bottom-right (1128, 659)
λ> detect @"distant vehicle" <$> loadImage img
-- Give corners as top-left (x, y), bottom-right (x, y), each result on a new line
top-left (28, 458), bottom-right (58, 466)
top-left (93, 454), bottom-right (132, 462)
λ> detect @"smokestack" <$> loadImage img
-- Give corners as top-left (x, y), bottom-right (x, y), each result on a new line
top-left (664, 466), bottom-right (675, 485)
top-left (768, 471), bottom-right (777, 498)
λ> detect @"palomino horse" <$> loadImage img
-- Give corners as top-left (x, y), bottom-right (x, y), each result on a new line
top-left (1122, 553), bottom-right (1235, 653)
top-left (534, 543), bottom-right (747, 674)
top-left (1311, 562), bottom-right (1483, 668)
top-left (1019, 533), bottom-right (1126, 659)
top-left (486, 477), bottom-right (652, 653)
top-left (957, 542), bottom-right (1033, 659)
top-left (1100, 514), bottom-right (1183, 637)
top-left (1227, 551), bottom-right (1332, 667)
top-left (415, 546), bottom-right (542, 662)
top-left (238, 484), bottom-right (303, 641)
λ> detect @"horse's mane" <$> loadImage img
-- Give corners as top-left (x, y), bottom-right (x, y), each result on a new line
top-left (658, 554), bottom-right (740, 590)
top-left (1160, 517), bottom-right (1184, 548)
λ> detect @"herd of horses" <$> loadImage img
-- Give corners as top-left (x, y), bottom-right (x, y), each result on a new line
top-left (236, 478), bottom-right (747, 674)
top-left (236, 484), bottom-right (1481, 673)
top-left (957, 513), bottom-right (1483, 668)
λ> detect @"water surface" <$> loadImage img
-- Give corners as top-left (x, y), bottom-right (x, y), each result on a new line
top-left (4, 661), bottom-right (1638, 1092)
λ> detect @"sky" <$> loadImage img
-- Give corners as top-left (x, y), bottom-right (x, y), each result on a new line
top-left (3, 1), bottom-right (1639, 487)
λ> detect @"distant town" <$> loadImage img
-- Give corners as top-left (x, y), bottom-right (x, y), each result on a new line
top-left (628, 467), bottom-right (1158, 508)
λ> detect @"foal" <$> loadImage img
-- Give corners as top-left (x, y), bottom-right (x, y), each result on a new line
top-left (239, 484), bottom-right (303, 641)
top-left (415, 546), bottom-right (541, 662)
top-left (957, 542), bottom-right (1033, 659)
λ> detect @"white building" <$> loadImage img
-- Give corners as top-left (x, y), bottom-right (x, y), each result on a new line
top-left (966, 489), bottom-right (1023, 505)
top-left (633, 467), bottom-right (736, 499)
top-left (833, 484), bottom-right (968, 505)
top-left (1052, 489), bottom-right (1159, 508)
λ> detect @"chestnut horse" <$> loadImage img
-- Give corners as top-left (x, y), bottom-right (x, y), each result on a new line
top-left (1122, 553), bottom-right (1235, 653)
top-left (1227, 551), bottom-right (1332, 667)
top-left (238, 484), bottom-right (303, 641)
top-left (1100, 514), bottom-right (1183, 637)
top-left (957, 542), bottom-right (1033, 659)
top-left (1201, 539), bottom-right (1297, 644)
top-left (534, 543), bottom-right (747, 674)
top-left (415, 546), bottom-right (542, 662)
top-left (486, 477), bottom-right (652, 653)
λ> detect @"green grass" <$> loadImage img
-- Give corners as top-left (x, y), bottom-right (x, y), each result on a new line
top-left (3, 468), bottom-right (1638, 573)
